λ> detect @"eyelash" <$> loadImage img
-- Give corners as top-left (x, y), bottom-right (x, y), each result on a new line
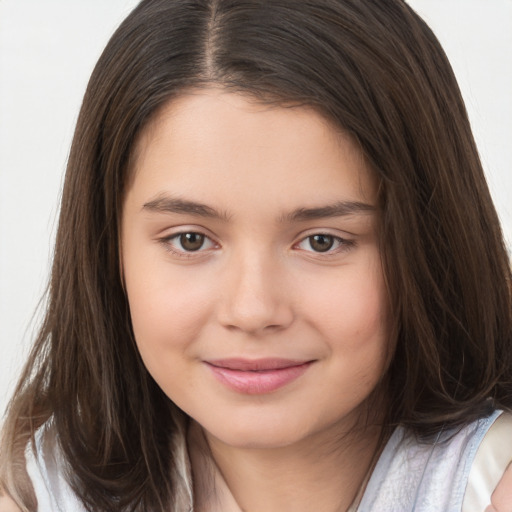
top-left (159, 231), bottom-right (355, 258)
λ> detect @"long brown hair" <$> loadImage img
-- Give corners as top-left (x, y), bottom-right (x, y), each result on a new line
top-left (2, 0), bottom-right (511, 510)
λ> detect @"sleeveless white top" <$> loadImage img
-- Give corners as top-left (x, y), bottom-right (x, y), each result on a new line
top-left (357, 409), bottom-right (507, 511)
top-left (25, 410), bottom-right (511, 511)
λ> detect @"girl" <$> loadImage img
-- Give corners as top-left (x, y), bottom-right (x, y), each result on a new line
top-left (1, 0), bottom-right (512, 510)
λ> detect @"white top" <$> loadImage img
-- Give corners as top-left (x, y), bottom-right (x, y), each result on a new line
top-left (25, 426), bottom-right (84, 512)
top-left (25, 410), bottom-right (512, 511)
top-left (357, 409), bottom-right (509, 511)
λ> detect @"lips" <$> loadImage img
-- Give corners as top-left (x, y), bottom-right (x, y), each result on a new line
top-left (205, 358), bottom-right (314, 394)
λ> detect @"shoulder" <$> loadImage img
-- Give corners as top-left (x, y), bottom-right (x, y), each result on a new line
top-left (359, 410), bottom-right (506, 511)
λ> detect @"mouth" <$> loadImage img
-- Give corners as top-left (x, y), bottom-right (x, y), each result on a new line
top-left (204, 358), bottom-right (314, 394)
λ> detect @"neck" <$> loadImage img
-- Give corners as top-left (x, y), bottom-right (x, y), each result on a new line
top-left (189, 417), bottom-right (384, 512)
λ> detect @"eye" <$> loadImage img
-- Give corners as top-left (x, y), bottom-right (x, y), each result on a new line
top-left (177, 232), bottom-right (206, 251)
top-left (296, 234), bottom-right (353, 254)
top-left (164, 232), bottom-right (216, 253)
top-left (307, 234), bottom-right (335, 252)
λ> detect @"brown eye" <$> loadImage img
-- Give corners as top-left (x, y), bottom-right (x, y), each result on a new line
top-left (308, 234), bottom-right (335, 252)
top-left (179, 232), bottom-right (205, 251)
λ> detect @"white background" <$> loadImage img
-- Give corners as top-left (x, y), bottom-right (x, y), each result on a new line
top-left (1, 0), bottom-right (511, 418)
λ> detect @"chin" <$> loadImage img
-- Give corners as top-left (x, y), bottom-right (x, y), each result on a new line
top-left (214, 427), bottom-right (307, 450)
top-left (198, 410), bottom-right (320, 449)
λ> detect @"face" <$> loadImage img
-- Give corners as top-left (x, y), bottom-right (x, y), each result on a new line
top-left (121, 89), bottom-right (389, 449)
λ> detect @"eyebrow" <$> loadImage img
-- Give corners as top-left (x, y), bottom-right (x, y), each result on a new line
top-left (142, 195), bottom-right (375, 222)
top-left (143, 196), bottom-right (231, 221)
top-left (281, 201), bottom-right (376, 222)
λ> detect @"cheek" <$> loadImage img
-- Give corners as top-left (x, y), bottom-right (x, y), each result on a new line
top-left (302, 261), bottom-right (388, 347)
top-left (123, 251), bottom-right (215, 361)
top-left (301, 256), bottom-right (390, 401)
top-left (124, 272), bottom-right (211, 403)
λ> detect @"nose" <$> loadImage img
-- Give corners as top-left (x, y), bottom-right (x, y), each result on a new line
top-left (217, 250), bottom-right (294, 336)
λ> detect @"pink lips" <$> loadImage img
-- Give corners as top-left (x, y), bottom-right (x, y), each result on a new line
top-left (205, 358), bottom-right (313, 394)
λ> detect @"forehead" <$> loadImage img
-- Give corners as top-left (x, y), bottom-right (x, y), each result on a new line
top-left (126, 88), bottom-right (376, 213)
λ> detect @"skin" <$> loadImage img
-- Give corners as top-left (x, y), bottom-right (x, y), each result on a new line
top-left (121, 88), bottom-right (389, 511)
top-left (0, 495), bottom-right (22, 512)
top-left (486, 464), bottom-right (512, 512)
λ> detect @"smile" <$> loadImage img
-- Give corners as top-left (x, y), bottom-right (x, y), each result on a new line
top-left (204, 358), bottom-right (314, 394)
